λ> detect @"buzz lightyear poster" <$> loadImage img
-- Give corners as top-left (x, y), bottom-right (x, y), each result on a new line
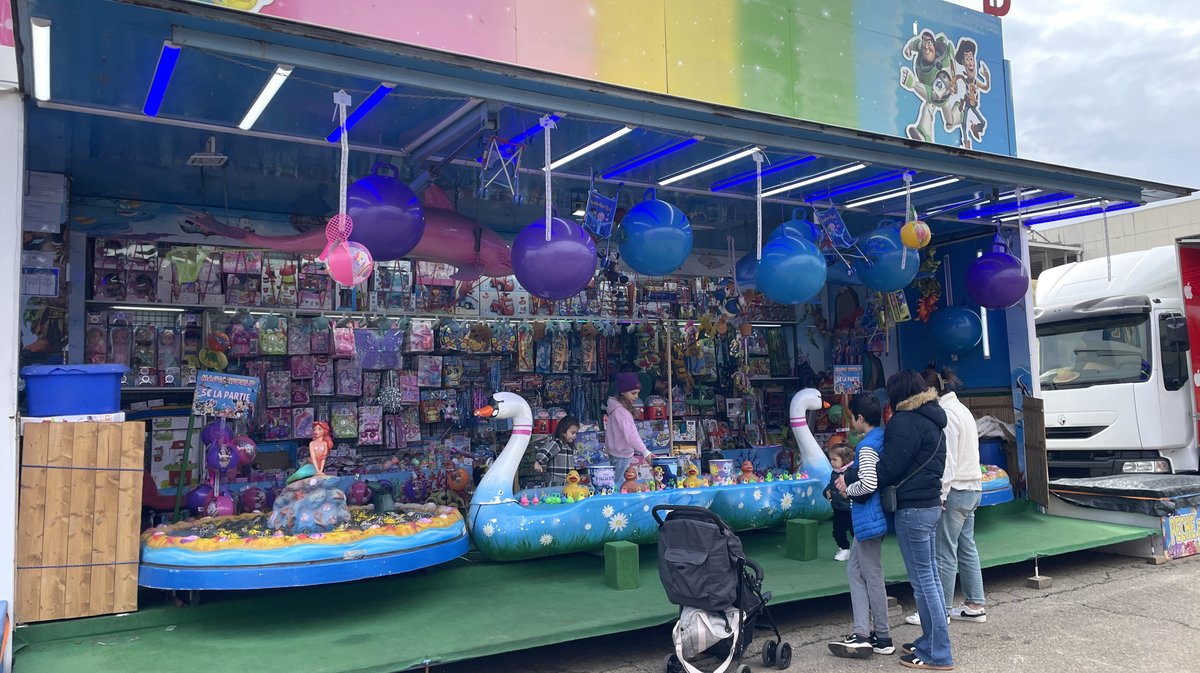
top-left (900, 27), bottom-right (992, 149)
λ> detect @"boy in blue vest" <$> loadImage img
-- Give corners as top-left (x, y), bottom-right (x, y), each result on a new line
top-left (828, 394), bottom-right (894, 658)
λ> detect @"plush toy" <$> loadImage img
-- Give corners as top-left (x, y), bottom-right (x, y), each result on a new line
top-left (562, 470), bottom-right (590, 500)
top-left (620, 467), bottom-right (644, 494)
top-left (737, 460), bottom-right (758, 484)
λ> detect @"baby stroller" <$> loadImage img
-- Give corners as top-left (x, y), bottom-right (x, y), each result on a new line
top-left (653, 505), bottom-right (793, 673)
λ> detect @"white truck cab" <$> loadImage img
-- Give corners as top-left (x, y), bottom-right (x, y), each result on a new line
top-left (1034, 246), bottom-right (1194, 477)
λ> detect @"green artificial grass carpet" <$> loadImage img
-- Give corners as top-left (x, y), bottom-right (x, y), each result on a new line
top-left (12, 500), bottom-right (1151, 673)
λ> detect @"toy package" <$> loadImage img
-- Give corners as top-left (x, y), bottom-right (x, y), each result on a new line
top-left (442, 356), bottom-right (464, 388)
top-left (297, 257), bottom-right (332, 310)
top-left (355, 329), bottom-right (384, 370)
top-left (227, 323), bottom-right (256, 358)
top-left (289, 355), bottom-right (315, 379)
top-left (92, 269), bottom-right (125, 301)
top-left (288, 318), bottom-right (312, 355)
top-left (291, 379), bottom-right (311, 406)
top-left (125, 270), bottom-right (157, 303)
top-left (225, 274), bottom-right (262, 307)
top-left (535, 335), bottom-right (552, 374)
top-left (180, 313), bottom-right (202, 386)
top-left (332, 326), bottom-right (356, 359)
top-left (158, 247), bottom-right (223, 305)
top-left (293, 406), bottom-right (315, 439)
top-left (406, 319), bottom-right (435, 353)
top-left (358, 405), bottom-right (383, 445)
top-left (157, 327), bottom-right (181, 386)
top-left (417, 355), bottom-right (443, 387)
top-left (260, 254), bottom-right (298, 308)
top-left (222, 250), bottom-right (263, 274)
top-left (264, 408), bottom-right (292, 440)
top-left (384, 414), bottom-right (403, 449)
top-left (310, 318), bottom-right (332, 354)
top-left (330, 401), bottom-right (358, 439)
top-left (85, 313), bottom-right (108, 364)
top-left (336, 359), bottom-right (363, 396)
top-left (130, 324), bottom-right (157, 386)
top-left (362, 371), bottom-right (382, 404)
top-left (312, 356), bottom-right (335, 395)
top-left (516, 325), bottom-right (535, 372)
top-left (400, 407), bottom-right (422, 443)
top-left (257, 317), bottom-right (288, 355)
top-left (398, 371), bottom-right (420, 404)
top-left (266, 370), bottom-right (291, 408)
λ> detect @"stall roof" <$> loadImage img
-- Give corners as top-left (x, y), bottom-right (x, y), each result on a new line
top-left (13, 0), bottom-right (1195, 244)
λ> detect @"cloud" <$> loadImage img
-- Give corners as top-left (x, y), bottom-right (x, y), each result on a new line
top-left (945, 0), bottom-right (1200, 190)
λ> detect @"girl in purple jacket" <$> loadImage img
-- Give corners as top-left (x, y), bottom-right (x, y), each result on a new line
top-left (605, 372), bottom-right (655, 480)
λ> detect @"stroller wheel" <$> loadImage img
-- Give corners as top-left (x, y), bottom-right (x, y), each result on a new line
top-left (736, 665), bottom-right (753, 673)
top-left (663, 653), bottom-right (680, 673)
top-left (777, 642), bottom-right (793, 670)
top-left (762, 640), bottom-right (778, 667)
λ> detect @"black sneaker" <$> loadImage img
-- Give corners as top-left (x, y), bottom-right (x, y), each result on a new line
top-left (827, 633), bottom-right (874, 659)
top-left (901, 642), bottom-right (916, 655)
top-left (899, 653), bottom-right (954, 670)
top-left (869, 633), bottom-right (895, 655)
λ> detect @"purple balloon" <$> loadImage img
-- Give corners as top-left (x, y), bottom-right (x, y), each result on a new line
top-left (346, 163), bottom-right (426, 261)
top-left (239, 487), bottom-right (268, 513)
top-left (206, 442), bottom-right (238, 473)
top-left (186, 484), bottom-right (214, 516)
top-left (512, 217), bottom-right (597, 300)
top-left (232, 435), bottom-right (258, 467)
top-left (206, 494), bottom-right (236, 518)
top-left (200, 421), bottom-right (234, 447)
top-left (967, 240), bottom-right (1030, 309)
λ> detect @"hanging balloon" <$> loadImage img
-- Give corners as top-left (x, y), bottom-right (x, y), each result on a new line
top-left (928, 306), bottom-right (983, 355)
top-left (756, 235), bottom-right (828, 305)
top-left (200, 421), bottom-right (235, 447)
top-left (186, 484), bottom-right (215, 516)
top-left (232, 435), bottom-right (258, 467)
top-left (325, 240), bottom-right (375, 287)
top-left (900, 220), bottom-right (932, 249)
top-left (239, 487), bottom-right (269, 514)
top-left (769, 209), bottom-right (822, 244)
top-left (512, 217), bottom-right (597, 300)
top-left (853, 224), bottom-right (920, 291)
top-left (735, 252), bottom-right (758, 291)
top-left (345, 163), bottom-right (426, 261)
top-left (967, 236), bottom-right (1030, 309)
top-left (205, 442), bottom-right (238, 474)
top-left (206, 494), bottom-right (236, 518)
top-left (617, 190), bottom-right (693, 276)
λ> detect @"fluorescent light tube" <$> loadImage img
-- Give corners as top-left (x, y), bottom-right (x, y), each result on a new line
top-left (572, 209), bottom-right (586, 217)
top-left (601, 137), bottom-right (700, 180)
top-left (112, 305), bottom-right (186, 313)
top-left (844, 177), bottom-right (960, 208)
top-left (30, 18), bottom-right (51, 101)
top-left (659, 146), bottom-right (761, 186)
top-left (760, 163), bottom-right (866, 198)
top-left (143, 41), bottom-right (182, 117)
top-left (548, 126), bottom-right (633, 170)
top-left (238, 64), bottom-right (294, 130)
top-left (998, 199), bottom-right (1101, 222)
top-left (710, 155), bottom-right (816, 192)
top-left (402, 98), bottom-right (484, 154)
top-left (327, 82), bottom-right (396, 143)
top-left (978, 250), bottom-right (990, 359)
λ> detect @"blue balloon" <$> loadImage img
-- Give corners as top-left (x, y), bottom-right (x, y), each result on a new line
top-left (735, 252), bottom-right (758, 291)
top-left (769, 210), bottom-right (821, 244)
top-left (756, 235), bottom-right (828, 305)
top-left (928, 306), bottom-right (983, 355)
top-left (853, 225), bottom-right (920, 291)
top-left (618, 191), bottom-right (692, 276)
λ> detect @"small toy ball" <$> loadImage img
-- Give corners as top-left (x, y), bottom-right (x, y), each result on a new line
top-left (928, 306), bottom-right (983, 355)
top-left (900, 220), bottom-right (932, 249)
top-left (197, 348), bottom-right (228, 371)
top-left (186, 484), bottom-right (214, 516)
top-left (512, 217), bottom-right (597, 300)
top-left (734, 252), bottom-right (758, 291)
top-left (239, 487), bottom-right (268, 513)
top-left (346, 480), bottom-right (371, 506)
top-left (206, 332), bottom-right (231, 352)
top-left (346, 164), bottom-right (426, 261)
top-left (618, 190), bottom-right (692, 276)
top-left (232, 435), bottom-right (258, 466)
top-left (769, 209), bottom-right (822, 244)
top-left (967, 237), bottom-right (1030, 309)
top-left (205, 442), bottom-right (238, 473)
top-left (853, 224), bottom-right (920, 292)
top-left (200, 420), bottom-right (235, 447)
top-left (756, 235), bottom-right (827, 305)
top-left (206, 494), bottom-right (236, 518)
top-left (325, 240), bottom-right (374, 287)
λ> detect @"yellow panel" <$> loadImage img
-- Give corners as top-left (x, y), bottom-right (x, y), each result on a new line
top-left (595, 0), bottom-right (669, 93)
top-left (664, 0), bottom-right (738, 108)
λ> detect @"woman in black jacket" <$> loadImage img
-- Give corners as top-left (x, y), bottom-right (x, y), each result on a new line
top-left (876, 370), bottom-right (953, 670)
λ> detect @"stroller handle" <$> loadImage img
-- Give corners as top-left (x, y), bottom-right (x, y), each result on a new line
top-left (743, 557), bottom-right (765, 583)
top-left (651, 504), bottom-right (733, 532)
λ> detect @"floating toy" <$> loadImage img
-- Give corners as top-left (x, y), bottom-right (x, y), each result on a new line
top-left (562, 470), bottom-right (590, 500)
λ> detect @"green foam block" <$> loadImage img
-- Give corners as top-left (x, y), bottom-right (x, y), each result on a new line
top-left (785, 518), bottom-right (819, 561)
top-left (604, 540), bottom-right (640, 590)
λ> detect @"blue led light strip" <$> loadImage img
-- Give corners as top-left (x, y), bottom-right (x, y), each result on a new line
top-left (601, 137), bottom-right (699, 180)
top-left (1023, 201), bottom-right (1139, 226)
top-left (958, 191), bottom-right (1075, 220)
top-left (803, 170), bottom-right (906, 203)
top-left (709, 155), bottom-right (815, 191)
top-left (326, 83), bottom-right (396, 143)
top-left (143, 42), bottom-right (182, 117)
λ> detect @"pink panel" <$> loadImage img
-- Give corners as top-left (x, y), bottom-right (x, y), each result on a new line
top-left (260, 0), bottom-right (517, 64)
top-left (513, 0), bottom-right (597, 81)
top-left (0, 3), bottom-right (13, 48)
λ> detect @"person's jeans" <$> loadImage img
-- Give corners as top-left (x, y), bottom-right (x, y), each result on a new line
top-left (895, 506), bottom-right (953, 666)
top-left (938, 488), bottom-right (985, 607)
top-left (610, 456), bottom-right (632, 488)
top-left (847, 535), bottom-right (889, 638)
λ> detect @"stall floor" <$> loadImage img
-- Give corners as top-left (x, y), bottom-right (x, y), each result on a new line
top-left (12, 501), bottom-right (1152, 673)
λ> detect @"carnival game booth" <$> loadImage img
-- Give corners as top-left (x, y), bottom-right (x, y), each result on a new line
top-left (3, 0), bottom-right (1194, 671)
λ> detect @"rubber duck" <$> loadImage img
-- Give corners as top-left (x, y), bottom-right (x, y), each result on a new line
top-left (562, 470), bottom-right (590, 501)
top-left (620, 467), bottom-right (643, 494)
top-left (520, 493), bottom-right (530, 506)
top-left (765, 472), bottom-right (775, 483)
top-left (532, 495), bottom-right (540, 505)
top-left (682, 464), bottom-right (704, 488)
top-left (737, 461), bottom-right (758, 484)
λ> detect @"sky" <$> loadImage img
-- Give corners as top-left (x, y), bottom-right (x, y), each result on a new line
top-left (945, 0), bottom-right (1200, 190)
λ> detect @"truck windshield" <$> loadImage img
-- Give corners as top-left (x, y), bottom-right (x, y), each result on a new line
top-left (1037, 314), bottom-right (1152, 390)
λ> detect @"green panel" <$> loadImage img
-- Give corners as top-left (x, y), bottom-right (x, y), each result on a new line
top-left (732, 0), bottom-right (795, 117)
top-left (790, 1), bottom-right (859, 128)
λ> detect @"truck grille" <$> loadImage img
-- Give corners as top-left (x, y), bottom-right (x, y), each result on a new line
top-left (1045, 425), bottom-right (1107, 440)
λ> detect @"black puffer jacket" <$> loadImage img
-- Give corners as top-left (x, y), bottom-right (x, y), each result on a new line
top-left (876, 389), bottom-right (947, 510)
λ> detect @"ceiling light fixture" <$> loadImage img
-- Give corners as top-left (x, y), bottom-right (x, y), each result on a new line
top-left (844, 176), bottom-right (959, 208)
top-left (548, 126), bottom-right (633, 170)
top-left (326, 82), bottom-right (396, 143)
top-left (658, 146), bottom-right (761, 186)
top-left (143, 41), bottom-right (182, 117)
top-left (709, 155), bottom-right (816, 192)
top-left (600, 136), bottom-right (699, 180)
top-left (238, 64), bottom-right (294, 130)
top-left (760, 163), bottom-right (866, 198)
top-left (30, 18), bottom-right (51, 102)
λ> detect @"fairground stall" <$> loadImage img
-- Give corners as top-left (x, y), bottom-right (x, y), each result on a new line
top-left (0, 1), bottom-right (1192, 672)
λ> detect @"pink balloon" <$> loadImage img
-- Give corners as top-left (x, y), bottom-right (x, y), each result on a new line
top-left (325, 241), bottom-right (374, 286)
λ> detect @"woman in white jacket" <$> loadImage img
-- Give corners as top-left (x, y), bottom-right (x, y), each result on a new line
top-left (927, 367), bottom-right (986, 623)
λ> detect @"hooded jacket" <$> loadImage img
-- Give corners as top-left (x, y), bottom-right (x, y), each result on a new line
top-left (876, 389), bottom-right (948, 510)
top-left (605, 397), bottom-right (653, 460)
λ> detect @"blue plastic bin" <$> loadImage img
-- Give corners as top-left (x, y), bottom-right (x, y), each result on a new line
top-left (20, 364), bottom-right (127, 417)
top-left (979, 438), bottom-right (1006, 469)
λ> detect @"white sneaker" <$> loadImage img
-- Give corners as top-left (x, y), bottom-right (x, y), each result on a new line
top-left (949, 605), bottom-right (987, 622)
top-left (904, 612), bottom-right (950, 625)
top-left (834, 548), bottom-right (851, 561)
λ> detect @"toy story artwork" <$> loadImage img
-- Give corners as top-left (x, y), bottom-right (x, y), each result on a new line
top-left (900, 28), bottom-right (991, 149)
